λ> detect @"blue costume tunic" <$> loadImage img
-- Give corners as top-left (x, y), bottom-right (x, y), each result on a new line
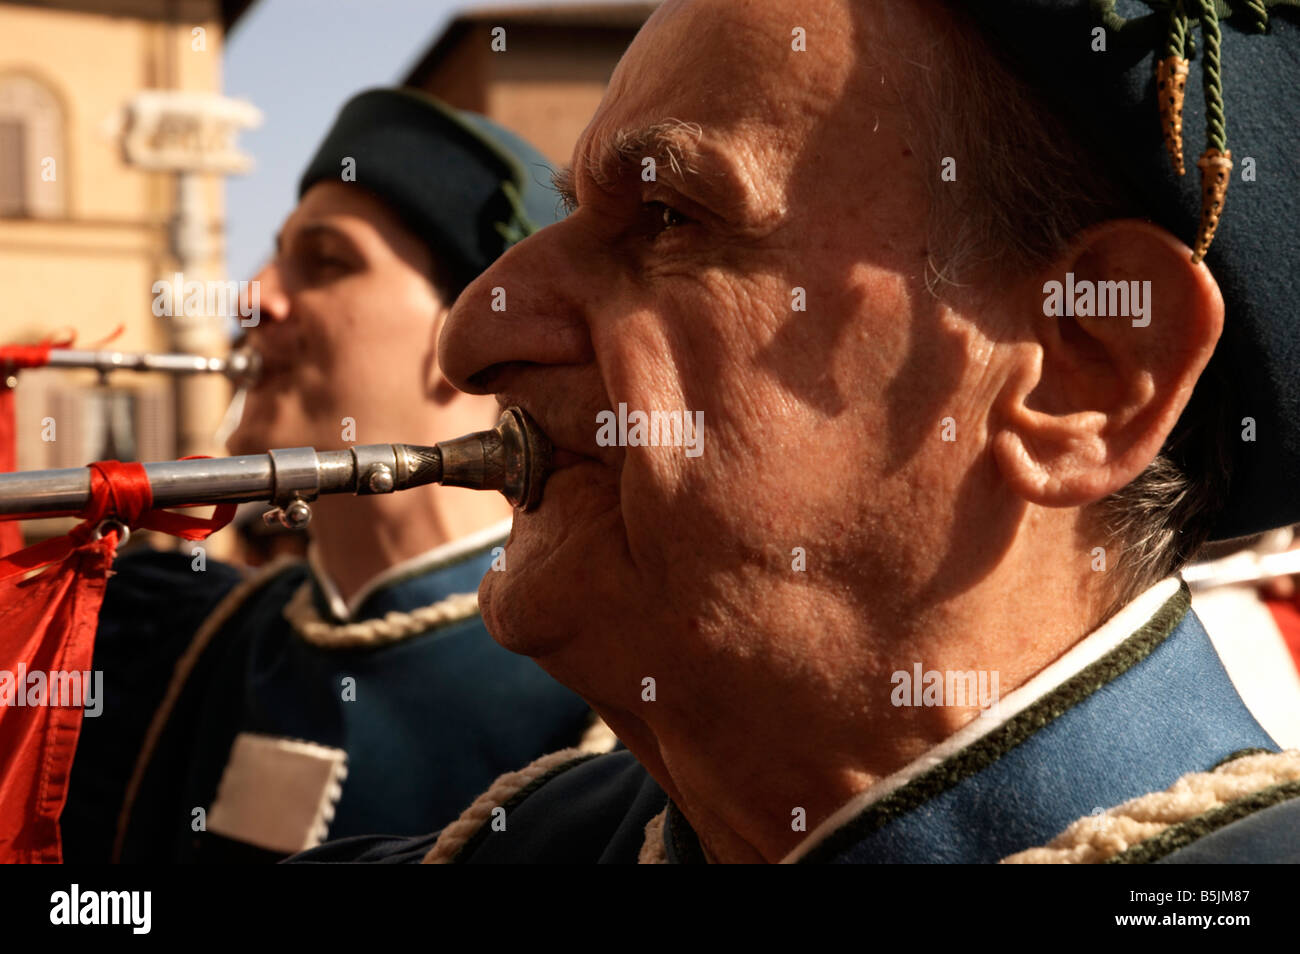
top-left (62, 530), bottom-right (592, 863)
top-left (290, 580), bottom-right (1299, 863)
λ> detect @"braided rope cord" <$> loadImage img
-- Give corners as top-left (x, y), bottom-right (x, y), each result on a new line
top-left (1091, 0), bottom-right (1300, 258)
top-left (283, 579), bottom-right (480, 648)
top-left (639, 810), bottom-right (669, 864)
top-left (421, 748), bottom-right (594, 863)
top-left (1157, 1), bottom-right (1192, 174)
top-left (1000, 749), bottom-right (1300, 863)
top-left (1090, 0), bottom-right (1291, 161)
top-left (1198, 0), bottom-right (1228, 152)
top-left (1241, 0), bottom-right (1271, 30)
top-left (1097, 0), bottom-right (1292, 30)
top-left (1166, 0), bottom-right (1189, 56)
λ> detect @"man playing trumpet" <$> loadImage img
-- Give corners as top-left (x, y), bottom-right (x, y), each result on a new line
top-left (298, 0), bottom-right (1300, 864)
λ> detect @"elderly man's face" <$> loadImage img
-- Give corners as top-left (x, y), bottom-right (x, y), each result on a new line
top-left (441, 0), bottom-right (992, 703)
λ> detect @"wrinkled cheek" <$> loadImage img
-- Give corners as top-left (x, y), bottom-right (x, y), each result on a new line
top-left (618, 443), bottom-right (740, 580)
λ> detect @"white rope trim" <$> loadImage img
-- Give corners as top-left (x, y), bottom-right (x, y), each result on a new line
top-left (1000, 749), bottom-right (1300, 864)
top-left (421, 748), bottom-right (590, 864)
top-left (576, 714), bottom-right (620, 755)
top-left (112, 555), bottom-right (303, 862)
top-left (283, 581), bottom-right (480, 648)
top-left (307, 517), bottom-right (511, 621)
top-left (639, 810), bottom-right (669, 864)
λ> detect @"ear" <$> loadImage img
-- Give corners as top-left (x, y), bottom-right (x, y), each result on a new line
top-left (991, 220), bottom-right (1224, 507)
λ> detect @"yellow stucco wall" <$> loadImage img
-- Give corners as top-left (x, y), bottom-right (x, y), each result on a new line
top-left (0, 0), bottom-right (235, 493)
top-left (0, 1), bottom-right (225, 351)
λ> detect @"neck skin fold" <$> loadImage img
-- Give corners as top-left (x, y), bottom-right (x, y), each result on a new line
top-left (585, 527), bottom-right (1140, 864)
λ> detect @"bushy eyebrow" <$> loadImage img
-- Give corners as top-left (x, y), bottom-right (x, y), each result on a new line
top-left (602, 120), bottom-right (705, 182)
top-left (552, 119), bottom-right (737, 212)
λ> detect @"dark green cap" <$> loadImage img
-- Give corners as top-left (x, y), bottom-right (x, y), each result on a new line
top-left (298, 87), bottom-right (562, 294)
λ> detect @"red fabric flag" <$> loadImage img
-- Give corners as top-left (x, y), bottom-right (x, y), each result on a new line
top-left (0, 460), bottom-right (234, 863)
top-left (0, 537), bottom-right (114, 863)
top-left (1265, 595), bottom-right (1300, 675)
top-left (1, 333), bottom-right (81, 556)
top-left (0, 385), bottom-right (21, 557)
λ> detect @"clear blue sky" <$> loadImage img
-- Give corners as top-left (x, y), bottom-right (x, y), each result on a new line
top-left (221, 0), bottom-right (645, 283)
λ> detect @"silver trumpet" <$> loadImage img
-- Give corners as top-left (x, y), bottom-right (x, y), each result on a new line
top-left (0, 407), bottom-right (551, 529)
top-left (3, 347), bottom-right (263, 385)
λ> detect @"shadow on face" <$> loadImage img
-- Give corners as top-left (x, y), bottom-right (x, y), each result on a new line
top-left (435, 0), bottom-right (1015, 684)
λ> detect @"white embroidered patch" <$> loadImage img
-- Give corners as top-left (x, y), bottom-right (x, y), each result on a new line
top-left (206, 733), bottom-right (348, 854)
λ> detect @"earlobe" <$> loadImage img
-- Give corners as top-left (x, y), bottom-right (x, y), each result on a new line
top-left (991, 220), bottom-right (1223, 509)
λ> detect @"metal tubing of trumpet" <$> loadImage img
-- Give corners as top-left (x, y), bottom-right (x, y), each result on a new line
top-left (32, 348), bottom-right (262, 383)
top-left (0, 406), bottom-right (552, 520)
top-left (0, 448), bottom-right (422, 519)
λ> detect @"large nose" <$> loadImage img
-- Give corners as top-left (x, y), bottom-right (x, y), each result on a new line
top-left (249, 259), bottom-right (290, 327)
top-left (438, 223), bottom-right (594, 395)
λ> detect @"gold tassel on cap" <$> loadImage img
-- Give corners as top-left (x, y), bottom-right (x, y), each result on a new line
top-left (1193, 148), bottom-right (1231, 264)
top-left (1156, 55), bottom-right (1190, 175)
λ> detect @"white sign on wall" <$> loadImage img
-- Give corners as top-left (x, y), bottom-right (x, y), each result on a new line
top-left (119, 91), bottom-right (262, 174)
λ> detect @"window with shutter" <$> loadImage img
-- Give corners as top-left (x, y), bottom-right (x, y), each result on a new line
top-left (0, 118), bottom-right (26, 216)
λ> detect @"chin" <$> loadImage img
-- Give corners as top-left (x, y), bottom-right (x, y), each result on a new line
top-left (477, 563), bottom-right (615, 708)
top-left (476, 553), bottom-right (570, 659)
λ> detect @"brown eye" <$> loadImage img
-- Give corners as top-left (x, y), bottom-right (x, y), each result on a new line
top-left (312, 253), bottom-right (349, 270)
top-left (298, 243), bottom-right (353, 279)
top-left (643, 201), bottom-right (688, 233)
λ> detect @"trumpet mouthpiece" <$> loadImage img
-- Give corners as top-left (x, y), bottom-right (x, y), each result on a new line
top-left (432, 406), bottom-right (552, 511)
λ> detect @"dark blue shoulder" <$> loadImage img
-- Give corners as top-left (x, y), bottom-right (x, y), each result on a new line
top-left (284, 832), bottom-right (439, 864)
top-left (286, 749), bottom-right (666, 864)
top-left (103, 546), bottom-right (244, 619)
top-left (94, 547), bottom-right (263, 677)
top-left (457, 749), bottom-right (666, 864)
top-left (1156, 791), bottom-right (1300, 864)
top-left (64, 549), bottom-right (246, 862)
